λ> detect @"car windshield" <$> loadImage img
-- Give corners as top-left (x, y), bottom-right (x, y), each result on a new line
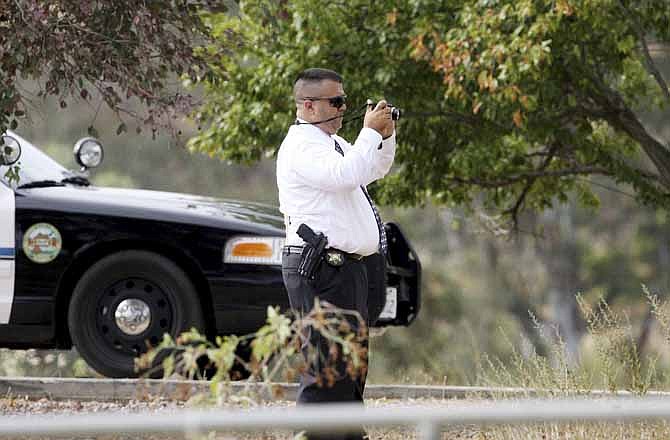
top-left (0, 130), bottom-right (73, 188)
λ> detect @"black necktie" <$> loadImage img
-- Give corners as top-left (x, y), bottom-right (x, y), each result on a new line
top-left (334, 139), bottom-right (388, 255)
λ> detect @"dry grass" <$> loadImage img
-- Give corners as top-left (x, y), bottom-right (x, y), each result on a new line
top-left (139, 290), bottom-right (670, 438)
top-left (3, 395), bottom-right (670, 439)
top-left (6, 291), bottom-right (670, 439)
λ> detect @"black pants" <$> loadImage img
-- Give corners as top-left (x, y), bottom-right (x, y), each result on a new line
top-left (282, 252), bottom-right (369, 440)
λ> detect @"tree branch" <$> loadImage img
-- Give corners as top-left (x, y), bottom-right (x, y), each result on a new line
top-left (446, 166), bottom-right (611, 189)
top-left (574, 65), bottom-right (670, 190)
top-left (503, 144), bottom-right (560, 231)
top-left (403, 110), bottom-right (509, 131)
top-left (616, 0), bottom-right (670, 103)
top-left (13, 0), bottom-right (26, 25)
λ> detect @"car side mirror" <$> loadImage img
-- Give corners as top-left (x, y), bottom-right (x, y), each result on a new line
top-left (73, 137), bottom-right (104, 171)
top-left (0, 135), bottom-right (21, 166)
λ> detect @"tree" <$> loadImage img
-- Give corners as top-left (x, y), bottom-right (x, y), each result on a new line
top-left (190, 0), bottom-right (670, 229)
top-left (0, 0), bottom-right (229, 140)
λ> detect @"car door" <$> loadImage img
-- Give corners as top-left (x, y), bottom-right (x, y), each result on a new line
top-left (0, 181), bottom-right (15, 324)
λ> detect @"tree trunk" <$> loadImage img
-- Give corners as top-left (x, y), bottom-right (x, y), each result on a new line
top-left (616, 106), bottom-right (670, 190)
top-left (537, 204), bottom-right (585, 366)
top-left (637, 221), bottom-right (670, 356)
top-left (483, 230), bottom-right (548, 357)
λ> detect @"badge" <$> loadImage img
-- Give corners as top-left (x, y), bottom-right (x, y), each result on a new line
top-left (325, 250), bottom-right (344, 267)
top-left (23, 223), bottom-right (62, 264)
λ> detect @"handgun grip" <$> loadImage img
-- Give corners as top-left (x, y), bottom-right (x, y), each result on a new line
top-left (296, 224), bottom-right (328, 280)
top-left (297, 223), bottom-right (318, 246)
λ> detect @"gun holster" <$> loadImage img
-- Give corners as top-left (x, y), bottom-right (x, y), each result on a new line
top-left (296, 224), bottom-right (328, 280)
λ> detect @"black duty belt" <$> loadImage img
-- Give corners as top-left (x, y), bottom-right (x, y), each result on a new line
top-left (283, 245), bottom-right (365, 261)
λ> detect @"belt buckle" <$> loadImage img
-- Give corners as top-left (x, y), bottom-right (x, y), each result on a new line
top-left (325, 250), bottom-right (344, 267)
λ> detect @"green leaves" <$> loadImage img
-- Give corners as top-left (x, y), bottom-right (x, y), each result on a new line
top-left (1, 1), bottom-right (217, 138)
top-left (3, 164), bottom-right (21, 186)
top-left (252, 306), bottom-right (293, 364)
top-left (116, 123), bottom-right (127, 136)
top-left (191, 0), bottom-right (670, 225)
top-left (137, 301), bottom-right (368, 401)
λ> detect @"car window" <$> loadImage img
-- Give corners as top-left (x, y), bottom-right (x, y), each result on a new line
top-left (0, 131), bottom-right (72, 187)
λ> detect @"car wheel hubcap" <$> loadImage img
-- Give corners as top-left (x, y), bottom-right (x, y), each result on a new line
top-left (97, 277), bottom-right (174, 356)
top-left (114, 298), bottom-right (151, 335)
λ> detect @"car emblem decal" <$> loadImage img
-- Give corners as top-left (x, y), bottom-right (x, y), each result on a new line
top-left (22, 223), bottom-right (62, 264)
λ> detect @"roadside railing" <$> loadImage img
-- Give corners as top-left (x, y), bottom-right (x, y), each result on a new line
top-left (2, 397), bottom-right (670, 439)
top-left (4, 376), bottom-right (670, 401)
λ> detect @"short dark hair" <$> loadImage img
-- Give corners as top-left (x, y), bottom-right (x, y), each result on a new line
top-left (294, 68), bottom-right (343, 85)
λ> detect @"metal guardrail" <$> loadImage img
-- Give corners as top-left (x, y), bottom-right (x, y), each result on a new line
top-left (2, 397), bottom-right (670, 439)
top-left (3, 377), bottom-right (670, 401)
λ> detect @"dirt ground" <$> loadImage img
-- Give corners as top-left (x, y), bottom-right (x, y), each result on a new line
top-left (0, 396), bottom-right (487, 439)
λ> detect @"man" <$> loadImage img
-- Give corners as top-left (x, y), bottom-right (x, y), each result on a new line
top-left (276, 68), bottom-right (395, 439)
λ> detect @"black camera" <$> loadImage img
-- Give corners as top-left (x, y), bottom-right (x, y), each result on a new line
top-left (367, 99), bottom-right (401, 121)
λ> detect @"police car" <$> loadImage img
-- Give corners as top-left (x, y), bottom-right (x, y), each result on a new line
top-left (0, 132), bottom-right (420, 378)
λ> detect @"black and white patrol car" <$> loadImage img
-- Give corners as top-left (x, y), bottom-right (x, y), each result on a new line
top-left (0, 132), bottom-right (420, 377)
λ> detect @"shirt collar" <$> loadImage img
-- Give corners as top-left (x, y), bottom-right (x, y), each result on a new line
top-left (294, 117), bottom-right (335, 141)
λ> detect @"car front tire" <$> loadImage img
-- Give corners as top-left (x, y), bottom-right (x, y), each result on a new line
top-left (68, 250), bottom-right (205, 378)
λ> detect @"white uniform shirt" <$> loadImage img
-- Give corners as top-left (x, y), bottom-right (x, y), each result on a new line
top-left (276, 120), bottom-right (396, 256)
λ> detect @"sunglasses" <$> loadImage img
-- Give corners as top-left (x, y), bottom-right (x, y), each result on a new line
top-left (301, 95), bottom-right (347, 109)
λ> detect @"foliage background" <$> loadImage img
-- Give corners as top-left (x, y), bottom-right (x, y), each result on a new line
top-left (3, 0), bottom-right (670, 388)
top-left (4, 74), bottom-right (670, 385)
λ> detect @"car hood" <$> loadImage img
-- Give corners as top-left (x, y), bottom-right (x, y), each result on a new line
top-left (17, 185), bottom-right (285, 235)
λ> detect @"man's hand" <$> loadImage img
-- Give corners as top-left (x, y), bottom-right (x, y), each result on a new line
top-left (364, 100), bottom-right (395, 139)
